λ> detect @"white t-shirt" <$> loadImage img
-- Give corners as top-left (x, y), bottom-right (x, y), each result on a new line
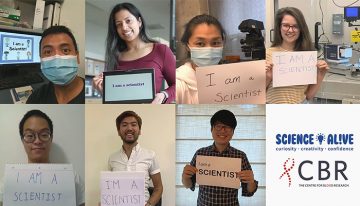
top-left (108, 143), bottom-right (160, 202)
top-left (176, 62), bottom-right (199, 104)
top-left (0, 171), bottom-right (85, 206)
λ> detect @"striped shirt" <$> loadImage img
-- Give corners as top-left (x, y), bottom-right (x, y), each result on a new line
top-left (190, 143), bottom-right (258, 206)
top-left (266, 47), bottom-right (308, 104)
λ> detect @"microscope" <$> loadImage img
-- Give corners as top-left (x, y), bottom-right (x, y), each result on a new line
top-left (238, 19), bottom-right (265, 60)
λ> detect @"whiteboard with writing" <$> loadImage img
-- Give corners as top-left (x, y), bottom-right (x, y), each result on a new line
top-left (196, 155), bottom-right (241, 189)
top-left (272, 51), bottom-right (317, 87)
top-left (195, 60), bottom-right (265, 104)
top-left (100, 171), bottom-right (145, 206)
top-left (3, 164), bottom-right (76, 206)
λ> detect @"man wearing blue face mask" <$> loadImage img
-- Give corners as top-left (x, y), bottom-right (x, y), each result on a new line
top-left (176, 14), bottom-right (226, 104)
top-left (26, 26), bottom-right (85, 104)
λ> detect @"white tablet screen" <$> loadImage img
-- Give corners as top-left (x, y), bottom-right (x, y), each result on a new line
top-left (104, 72), bottom-right (154, 102)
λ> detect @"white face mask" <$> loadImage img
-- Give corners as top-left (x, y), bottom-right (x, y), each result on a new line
top-left (189, 47), bottom-right (223, 67)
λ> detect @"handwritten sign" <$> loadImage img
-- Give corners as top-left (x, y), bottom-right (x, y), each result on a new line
top-left (1, 34), bottom-right (34, 62)
top-left (3, 164), bottom-right (76, 206)
top-left (272, 51), bottom-right (317, 87)
top-left (196, 155), bottom-right (241, 189)
top-left (195, 60), bottom-right (265, 104)
top-left (100, 171), bottom-right (145, 206)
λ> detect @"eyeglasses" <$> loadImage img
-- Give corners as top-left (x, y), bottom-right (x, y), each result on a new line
top-left (281, 23), bottom-right (299, 32)
top-left (213, 124), bottom-right (233, 132)
top-left (22, 131), bottom-right (52, 143)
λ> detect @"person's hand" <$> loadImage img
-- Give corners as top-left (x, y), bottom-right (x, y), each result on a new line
top-left (266, 61), bottom-right (273, 81)
top-left (151, 92), bottom-right (166, 104)
top-left (236, 170), bottom-right (255, 183)
top-left (182, 165), bottom-right (197, 179)
top-left (93, 73), bottom-right (104, 94)
top-left (317, 60), bottom-right (329, 76)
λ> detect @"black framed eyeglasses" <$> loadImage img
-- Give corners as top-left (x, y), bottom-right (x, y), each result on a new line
top-left (281, 23), bottom-right (299, 32)
top-left (22, 131), bottom-right (52, 143)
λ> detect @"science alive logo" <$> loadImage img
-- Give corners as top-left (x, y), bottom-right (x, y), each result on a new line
top-left (275, 133), bottom-right (354, 152)
top-left (279, 158), bottom-right (349, 188)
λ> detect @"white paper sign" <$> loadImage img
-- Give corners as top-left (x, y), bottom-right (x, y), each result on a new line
top-left (3, 164), bottom-right (76, 206)
top-left (196, 155), bottom-right (241, 189)
top-left (195, 60), bottom-right (266, 104)
top-left (272, 51), bottom-right (317, 87)
top-left (100, 171), bottom-right (145, 206)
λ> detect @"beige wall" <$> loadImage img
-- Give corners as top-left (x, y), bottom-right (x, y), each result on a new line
top-left (265, 0), bottom-right (274, 47)
top-left (176, 0), bottom-right (209, 65)
top-left (60, 0), bottom-right (85, 77)
top-left (85, 105), bottom-right (176, 206)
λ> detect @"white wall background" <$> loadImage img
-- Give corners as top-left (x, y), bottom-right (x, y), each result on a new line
top-left (85, 105), bottom-right (176, 206)
top-left (0, 105), bottom-right (85, 181)
top-left (85, 0), bottom-right (171, 61)
top-left (60, 0), bottom-right (86, 77)
top-left (265, 0), bottom-right (275, 47)
top-left (85, 2), bottom-right (108, 61)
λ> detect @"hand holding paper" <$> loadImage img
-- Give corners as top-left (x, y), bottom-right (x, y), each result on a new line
top-left (182, 165), bottom-right (197, 179)
top-left (237, 170), bottom-right (255, 183)
top-left (151, 92), bottom-right (166, 104)
top-left (266, 60), bottom-right (274, 87)
top-left (182, 165), bottom-right (197, 188)
top-left (92, 73), bottom-right (104, 93)
top-left (316, 60), bottom-right (329, 77)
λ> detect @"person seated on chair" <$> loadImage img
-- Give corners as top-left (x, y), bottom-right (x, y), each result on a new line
top-left (27, 26), bottom-right (84, 104)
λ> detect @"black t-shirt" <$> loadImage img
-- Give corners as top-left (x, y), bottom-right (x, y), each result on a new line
top-left (26, 78), bottom-right (85, 104)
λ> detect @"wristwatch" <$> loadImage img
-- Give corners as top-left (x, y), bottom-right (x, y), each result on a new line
top-left (161, 91), bottom-right (168, 104)
top-left (146, 202), bottom-right (153, 206)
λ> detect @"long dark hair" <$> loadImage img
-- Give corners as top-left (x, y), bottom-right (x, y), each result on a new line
top-left (105, 2), bottom-right (157, 71)
top-left (180, 14), bottom-right (226, 59)
top-left (181, 14), bottom-right (226, 45)
top-left (272, 7), bottom-right (314, 51)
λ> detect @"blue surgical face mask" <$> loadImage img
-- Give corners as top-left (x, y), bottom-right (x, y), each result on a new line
top-left (189, 47), bottom-right (223, 67)
top-left (41, 55), bottom-right (78, 85)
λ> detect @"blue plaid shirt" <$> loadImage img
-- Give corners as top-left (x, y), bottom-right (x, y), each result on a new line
top-left (190, 143), bottom-right (258, 206)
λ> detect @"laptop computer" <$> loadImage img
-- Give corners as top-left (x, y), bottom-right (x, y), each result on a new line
top-left (102, 68), bottom-right (155, 104)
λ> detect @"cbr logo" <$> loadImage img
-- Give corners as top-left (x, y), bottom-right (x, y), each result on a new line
top-left (298, 160), bottom-right (348, 181)
top-left (279, 158), bottom-right (295, 187)
top-left (280, 158), bottom-right (348, 187)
